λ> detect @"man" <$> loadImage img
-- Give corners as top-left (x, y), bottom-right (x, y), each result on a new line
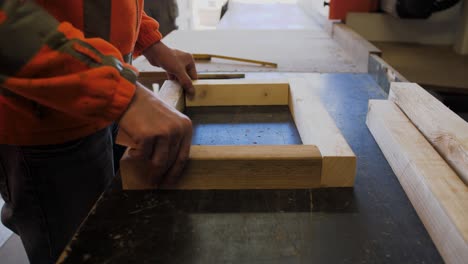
top-left (0, 0), bottom-right (196, 263)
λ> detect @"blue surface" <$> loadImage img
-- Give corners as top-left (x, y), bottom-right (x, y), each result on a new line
top-left (187, 106), bottom-right (302, 145)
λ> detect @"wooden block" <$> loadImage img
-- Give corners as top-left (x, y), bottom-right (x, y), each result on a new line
top-left (120, 145), bottom-right (322, 190)
top-left (158, 80), bottom-right (185, 112)
top-left (389, 82), bottom-right (468, 185)
top-left (139, 71), bottom-right (246, 80)
top-left (288, 78), bottom-right (356, 187)
top-left (366, 100), bottom-right (468, 264)
top-left (187, 79), bottom-right (290, 107)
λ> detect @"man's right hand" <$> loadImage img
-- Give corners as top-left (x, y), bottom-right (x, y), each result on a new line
top-left (118, 83), bottom-right (193, 186)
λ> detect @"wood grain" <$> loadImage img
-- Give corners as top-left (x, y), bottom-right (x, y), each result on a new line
top-left (389, 82), bottom-right (468, 185)
top-left (120, 145), bottom-right (322, 190)
top-left (288, 78), bottom-right (356, 187)
top-left (188, 79), bottom-right (290, 107)
top-left (158, 80), bottom-right (185, 112)
top-left (367, 100), bottom-right (468, 264)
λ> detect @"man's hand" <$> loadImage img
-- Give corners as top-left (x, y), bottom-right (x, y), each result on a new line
top-left (118, 83), bottom-right (193, 186)
top-left (143, 41), bottom-right (197, 98)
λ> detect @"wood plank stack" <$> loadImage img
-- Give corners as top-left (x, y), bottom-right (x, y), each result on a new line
top-left (366, 82), bottom-right (468, 264)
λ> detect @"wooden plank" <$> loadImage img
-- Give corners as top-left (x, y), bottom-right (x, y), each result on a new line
top-left (138, 72), bottom-right (247, 92)
top-left (288, 78), bottom-right (356, 187)
top-left (366, 100), bottom-right (468, 264)
top-left (120, 145), bottom-right (322, 190)
top-left (389, 82), bottom-right (468, 184)
top-left (158, 80), bottom-right (185, 112)
top-left (139, 71), bottom-right (246, 80)
top-left (193, 54), bottom-right (277, 68)
top-left (187, 79), bottom-right (290, 107)
top-left (332, 23), bottom-right (381, 72)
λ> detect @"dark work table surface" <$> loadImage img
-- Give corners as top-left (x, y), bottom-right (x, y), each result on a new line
top-left (60, 73), bottom-right (442, 263)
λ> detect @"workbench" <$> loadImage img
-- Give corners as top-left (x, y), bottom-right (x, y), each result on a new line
top-left (59, 73), bottom-right (442, 263)
top-left (58, 2), bottom-right (444, 262)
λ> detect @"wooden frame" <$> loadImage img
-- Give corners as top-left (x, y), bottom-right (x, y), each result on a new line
top-left (120, 78), bottom-right (356, 190)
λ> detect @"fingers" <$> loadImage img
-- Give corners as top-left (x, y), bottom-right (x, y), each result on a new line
top-left (162, 118), bottom-right (193, 186)
top-left (166, 72), bottom-right (176, 80)
top-left (186, 56), bottom-right (198, 80)
top-left (127, 138), bottom-right (153, 159)
top-left (175, 71), bottom-right (195, 99)
top-left (173, 51), bottom-right (197, 98)
top-left (118, 83), bottom-right (193, 189)
top-left (148, 115), bottom-right (192, 187)
top-left (148, 139), bottom-right (173, 186)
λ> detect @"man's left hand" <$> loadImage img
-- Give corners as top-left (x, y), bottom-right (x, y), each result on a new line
top-left (143, 42), bottom-right (197, 97)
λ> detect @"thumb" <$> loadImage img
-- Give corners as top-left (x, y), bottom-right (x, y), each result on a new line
top-left (175, 71), bottom-right (195, 98)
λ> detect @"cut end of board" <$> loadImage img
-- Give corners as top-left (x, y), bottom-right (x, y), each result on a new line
top-left (320, 155), bottom-right (357, 187)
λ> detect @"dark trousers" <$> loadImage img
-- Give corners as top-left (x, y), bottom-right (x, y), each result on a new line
top-left (0, 125), bottom-right (123, 263)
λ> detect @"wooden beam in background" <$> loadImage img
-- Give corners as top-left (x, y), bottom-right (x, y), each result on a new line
top-left (389, 82), bottom-right (468, 185)
top-left (193, 54), bottom-right (278, 68)
top-left (367, 100), bottom-right (468, 264)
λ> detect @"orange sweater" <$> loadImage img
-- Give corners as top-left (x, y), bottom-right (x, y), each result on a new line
top-left (0, 0), bottom-right (162, 145)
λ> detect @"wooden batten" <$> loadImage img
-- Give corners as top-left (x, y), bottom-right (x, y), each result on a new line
top-left (389, 82), bottom-right (468, 185)
top-left (158, 80), bottom-right (185, 112)
top-left (187, 79), bottom-right (290, 107)
top-left (367, 100), bottom-right (468, 264)
top-left (121, 145), bottom-right (322, 190)
top-left (288, 78), bottom-right (356, 187)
